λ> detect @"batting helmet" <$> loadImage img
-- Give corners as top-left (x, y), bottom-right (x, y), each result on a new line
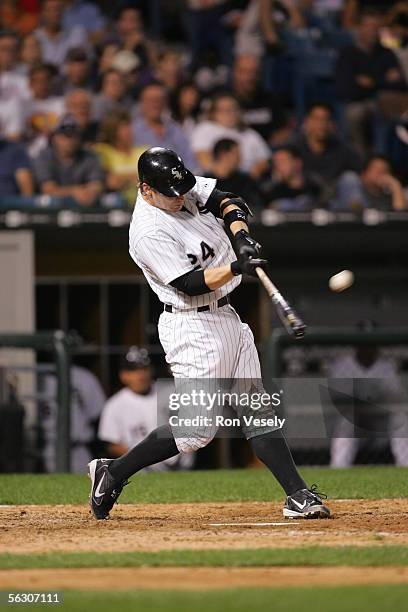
top-left (138, 147), bottom-right (196, 197)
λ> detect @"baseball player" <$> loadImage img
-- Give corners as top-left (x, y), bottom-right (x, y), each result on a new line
top-left (88, 147), bottom-right (330, 520)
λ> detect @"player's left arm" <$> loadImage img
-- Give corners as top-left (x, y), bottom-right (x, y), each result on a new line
top-left (171, 193), bottom-right (266, 294)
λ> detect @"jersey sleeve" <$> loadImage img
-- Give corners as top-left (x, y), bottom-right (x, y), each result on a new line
top-left (190, 176), bottom-right (217, 205)
top-left (133, 234), bottom-right (194, 285)
top-left (98, 401), bottom-right (123, 445)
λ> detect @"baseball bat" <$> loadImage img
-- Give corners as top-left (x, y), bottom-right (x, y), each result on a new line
top-left (255, 267), bottom-right (306, 339)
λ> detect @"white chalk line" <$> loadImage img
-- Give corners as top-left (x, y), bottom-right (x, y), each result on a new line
top-left (205, 522), bottom-right (302, 527)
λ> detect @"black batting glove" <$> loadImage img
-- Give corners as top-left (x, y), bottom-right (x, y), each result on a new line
top-left (234, 229), bottom-right (262, 260)
top-left (231, 257), bottom-right (268, 278)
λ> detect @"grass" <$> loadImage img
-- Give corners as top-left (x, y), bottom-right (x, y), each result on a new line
top-left (1, 546), bottom-right (408, 570)
top-left (54, 585), bottom-right (408, 612)
top-left (0, 466), bottom-right (407, 505)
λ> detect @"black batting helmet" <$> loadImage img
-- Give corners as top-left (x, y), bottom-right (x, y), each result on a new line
top-left (138, 147), bottom-right (196, 197)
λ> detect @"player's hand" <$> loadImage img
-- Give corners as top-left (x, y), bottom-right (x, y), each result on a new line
top-left (234, 230), bottom-right (262, 260)
top-left (231, 256), bottom-right (268, 277)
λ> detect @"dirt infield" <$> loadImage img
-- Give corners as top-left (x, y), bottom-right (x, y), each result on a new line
top-left (1, 499), bottom-right (408, 555)
top-left (2, 566), bottom-right (408, 591)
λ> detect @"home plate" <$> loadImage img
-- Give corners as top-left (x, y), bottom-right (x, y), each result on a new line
top-left (205, 522), bottom-right (301, 527)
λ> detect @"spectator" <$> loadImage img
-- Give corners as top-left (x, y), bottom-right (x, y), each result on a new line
top-left (0, 133), bottom-right (34, 196)
top-left (382, 5), bottom-right (408, 84)
top-left (333, 154), bottom-right (407, 210)
top-left (170, 80), bottom-right (201, 138)
top-left (33, 114), bottom-right (104, 207)
top-left (34, 0), bottom-right (89, 67)
top-left (263, 145), bottom-right (322, 211)
top-left (154, 49), bottom-right (185, 95)
top-left (206, 138), bottom-right (265, 208)
top-left (16, 32), bottom-right (42, 76)
top-left (0, 0), bottom-right (39, 36)
top-left (185, 0), bottom-right (240, 68)
top-left (0, 29), bottom-right (29, 98)
top-left (335, 10), bottom-right (406, 154)
top-left (231, 53), bottom-right (289, 143)
top-left (24, 63), bottom-right (64, 157)
top-left (60, 47), bottom-right (92, 94)
top-left (132, 82), bottom-right (197, 171)
top-left (190, 92), bottom-right (271, 177)
top-left (65, 88), bottom-right (98, 144)
top-left (94, 109), bottom-right (147, 206)
top-left (93, 68), bottom-right (132, 121)
top-left (98, 346), bottom-right (185, 470)
top-left (328, 342), bottom-right (408, 467)
top-left (109, 49), bottom-right (142, 99)
top-left (0, 98), bottom-right (24, 140)
top-left (62, 0), bottom-right (106, 44)
top-left (0, 30), bottom-right (29, 139)
top-left (293, 103), bottom-right (362, 191)
top-left (106, 6), bottom-right (152, 71)
top-left (258, 0), bottom-right (304, 96)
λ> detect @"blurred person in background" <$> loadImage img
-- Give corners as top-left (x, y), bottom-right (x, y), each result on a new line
top-left (231, 53), bottom-right (289, 144)
top-left (335, 10), bottom-right (406, 155)
top-left (33, 114), bottom-right (104, 207)
top-left (41, 363), bottom-right (106, 473)
top-left (0, 29), bottom-right (29, 140)
top-left (0, 28), bottom-right (29, 97)
top-left (206, 138), bottom-right (265, 208)
top-left (105, 6), bottom-right (153, 72)
top-left (328, 339), bottom-right (408, 467)
top-left (16, 32), bottom-right (42, 76)
top-left (154, 48), bottom-right (185, 96)
top-left (24, 63), bottom-right (64, 157)
top-left (62, 0), bottom-right (106, 45)
top-left (108, 49), bottom-right (143, 99)
top-left (0, 125), bottom-right (34, 196)
top-left (293, 102), bottom-right (362, 193)
top-left (263, 145), bottom-right (322, 211)
top-left (381, 4), bottom-right (408, 83)
top-left (332, 154), bottom-right (407, 210)
top-left (132, 81), bottom-right (197, 171)
top-left (0, 0), bottom-right (39, 36)
top-left (93, 68), bottom-right (132, 121)
top-left (34, 0), bottom-right (89, 67)
top-left (99, 347), bottom-right (190, 471)
top-left (60, 46), bottom-right (93, 94)
top-left (185, 0), bottom-right (241, 69)
top-left (65, 88), bottom-right (98, 144)
top-left (191, 91), bottom-right (271, 177)
top-left (94, 109), bottom-right (147, 206)
top-left (258, 0), bottom-right (305, 96)
top-left (170, 80), bottom-right (201, 138)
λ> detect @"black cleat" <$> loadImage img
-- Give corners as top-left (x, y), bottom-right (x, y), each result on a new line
top-left (283, 484), bottom-right (330, 519)
top-left (88, 458), bottom-right (128, 520)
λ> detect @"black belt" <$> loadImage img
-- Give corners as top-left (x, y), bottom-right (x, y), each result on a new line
top-left (164, 295), bottom-right (230, 313)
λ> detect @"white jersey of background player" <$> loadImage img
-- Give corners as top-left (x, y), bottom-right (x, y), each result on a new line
top-left (88, 148), bottom-right (330, 521)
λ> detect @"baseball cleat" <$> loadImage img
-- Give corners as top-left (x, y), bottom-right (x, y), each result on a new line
top-left (283, 484), bottom-right (330, 519)
top-left (88, 458), bottom-right (128, 520)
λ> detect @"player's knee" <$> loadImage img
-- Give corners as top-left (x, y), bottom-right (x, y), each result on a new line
top-left (175, 435), bottom-right (215, 453)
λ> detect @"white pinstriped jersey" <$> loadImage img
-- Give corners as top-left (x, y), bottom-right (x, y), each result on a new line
top-left (129, 176), bottom-right (241, 309)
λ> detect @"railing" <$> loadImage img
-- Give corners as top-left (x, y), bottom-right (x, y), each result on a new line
top-left (0, 331), bottom-right (77, 472)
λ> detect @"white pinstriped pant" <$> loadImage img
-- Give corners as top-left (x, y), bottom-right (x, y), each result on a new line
top-left (158, 303), bottom-right (278, 452)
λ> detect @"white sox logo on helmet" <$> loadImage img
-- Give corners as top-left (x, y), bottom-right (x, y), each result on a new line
top-left (171, 168), bottom-right (183, 180)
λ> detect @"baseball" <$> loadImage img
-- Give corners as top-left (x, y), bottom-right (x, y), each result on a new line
top-left (329, 270), bottom-right (354, 292)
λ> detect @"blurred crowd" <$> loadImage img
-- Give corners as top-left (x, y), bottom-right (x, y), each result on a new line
top-left (1, 0), bottom-right (408, 212)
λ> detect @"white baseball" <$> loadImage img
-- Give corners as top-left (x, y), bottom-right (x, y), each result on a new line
top-left (329, 270), bottom-right (354, 292)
